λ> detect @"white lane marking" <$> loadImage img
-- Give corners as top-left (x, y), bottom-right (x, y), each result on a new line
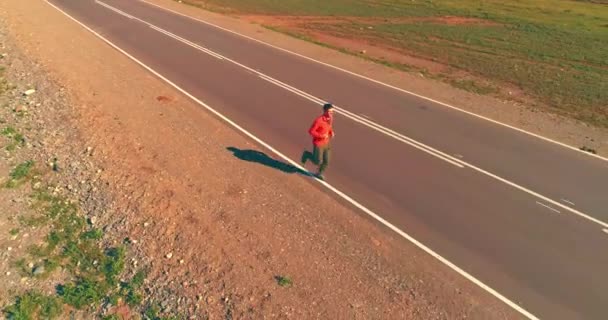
top-left (259, 73), bottom-right (464, 167)
top-left (361, 114), bottom-right (373, 120)
top-left (536, 202), bottom-right (561, 214)
top-left (561, 199), bottom-right (575, 206)
top-left (258, 74), bottom-right (465, 167)
top-left (96, 0), bottom-right (136, 19)
top-left (97, 0), bottom-right (608, 229)
top-left (45, 2), bottom-right (539, 319)
top-left (149, 25), bottom-right (224, 60)
top-left (139, 0), bottom-right (608, 164)
top-left (97, 1), bottom-right (224, 60)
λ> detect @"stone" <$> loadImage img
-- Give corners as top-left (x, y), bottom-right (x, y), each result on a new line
top-left (33, 265), bottom-right (45, 275)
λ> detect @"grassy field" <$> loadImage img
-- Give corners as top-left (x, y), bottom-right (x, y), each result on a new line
top-left (187, 0), bottom-right (608, 126)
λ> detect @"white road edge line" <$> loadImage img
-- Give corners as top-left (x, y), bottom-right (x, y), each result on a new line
top-left (139, 0), bottom-right (608, 164)
top-left (97, 0), bottom-right (608, 230)
top-left (536, 202), bottom-right (561, 214)
top-left (45, 1), bottom-right (539, 319)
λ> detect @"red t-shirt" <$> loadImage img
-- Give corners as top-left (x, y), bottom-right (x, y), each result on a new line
top-left (308, 114), bottom-right (334, 146)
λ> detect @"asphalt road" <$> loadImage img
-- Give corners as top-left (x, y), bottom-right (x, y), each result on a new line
top-left (47, 0), bottom-right (608, 318)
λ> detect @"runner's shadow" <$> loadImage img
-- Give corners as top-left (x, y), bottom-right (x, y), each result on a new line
top-left (227, 147), bottom-right (310, 176)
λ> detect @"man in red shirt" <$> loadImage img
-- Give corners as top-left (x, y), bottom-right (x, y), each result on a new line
top-left (301, 103), bottom-right (335, 180)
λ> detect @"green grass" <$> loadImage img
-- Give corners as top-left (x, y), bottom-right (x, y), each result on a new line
top-left (57, 277), bottom-right (108, 309)
top-left (2, 127), bottom-right (26, 151)
top-left (3, 292), bottom-right (63, 320)
top-left (189, 0), bottom-right (608, 126)
top-left (18, 214), bottom-right (48, 228)
top-left (9, 228), bottom-right (20, 236)
top-left (4, 191), bottom-right (151, 318)
top-left (274, 275), bottom-right (293, 287)
top-left (448, 78), bottom-right (498, 95)
top-left (143, 303), bottom-right (180, 320)
top-left (5, 161), bottom-right (35, 188)
top-left (10, 161), bottom-right (34, 180)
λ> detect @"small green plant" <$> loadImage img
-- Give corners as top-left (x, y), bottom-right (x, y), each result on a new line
top-left (5, 180), bottom-right (154, 318)
top-left (13, 258), bottom-right (31, 276)
top-left (18, 214), bottom-right (48, 228)
top-left (3, 291), bottom-right (63, 320)
top-left (104, 247), bottom-right (126, 285)
top-left (119, 270), bottom-right (146, 307)
top-left (275, 275), bottom-right (293, 287)
top-left (57, 277), bottom-right (108, 309)
top-left (11, 161), bottom-right (34, 180)
top-left (143, 303), bottom-right (162, 320)
top-left (81, 228), bottom-right (103, 240)
top-left (5, 132), bottom-right (25, 151)
top-left (5, 160), bottom-right (34, 188)
top-left (1, 126), bottom-right (17, 136)
top-left (449, 79), bottom-right (498, 95)
top-left (142, 302), bottom-right (179, 320)
top-left (9, 228), bottom-right (19, 236)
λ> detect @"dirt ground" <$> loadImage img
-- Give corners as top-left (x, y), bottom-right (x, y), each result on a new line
top-left (0, 0), bottom-right (588, 319)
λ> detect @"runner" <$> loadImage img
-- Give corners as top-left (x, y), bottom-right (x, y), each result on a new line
top-left (301, 103), bottom-right (335, 180)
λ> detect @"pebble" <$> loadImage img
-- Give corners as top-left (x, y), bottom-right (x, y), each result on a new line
top-left (371, 238), bottom-right (381, 246)
top-left (23, 89), bottom-right (36, 96)
top-left (6, 271), bottom-right (10, 276)
top-left (33, 265), bottom-right (45, 275)
top-left (165, 252), bottom-right (173, 259)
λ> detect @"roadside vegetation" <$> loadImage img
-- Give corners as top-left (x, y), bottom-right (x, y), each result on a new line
top-left (0, 58), bottom-right (178, 319)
